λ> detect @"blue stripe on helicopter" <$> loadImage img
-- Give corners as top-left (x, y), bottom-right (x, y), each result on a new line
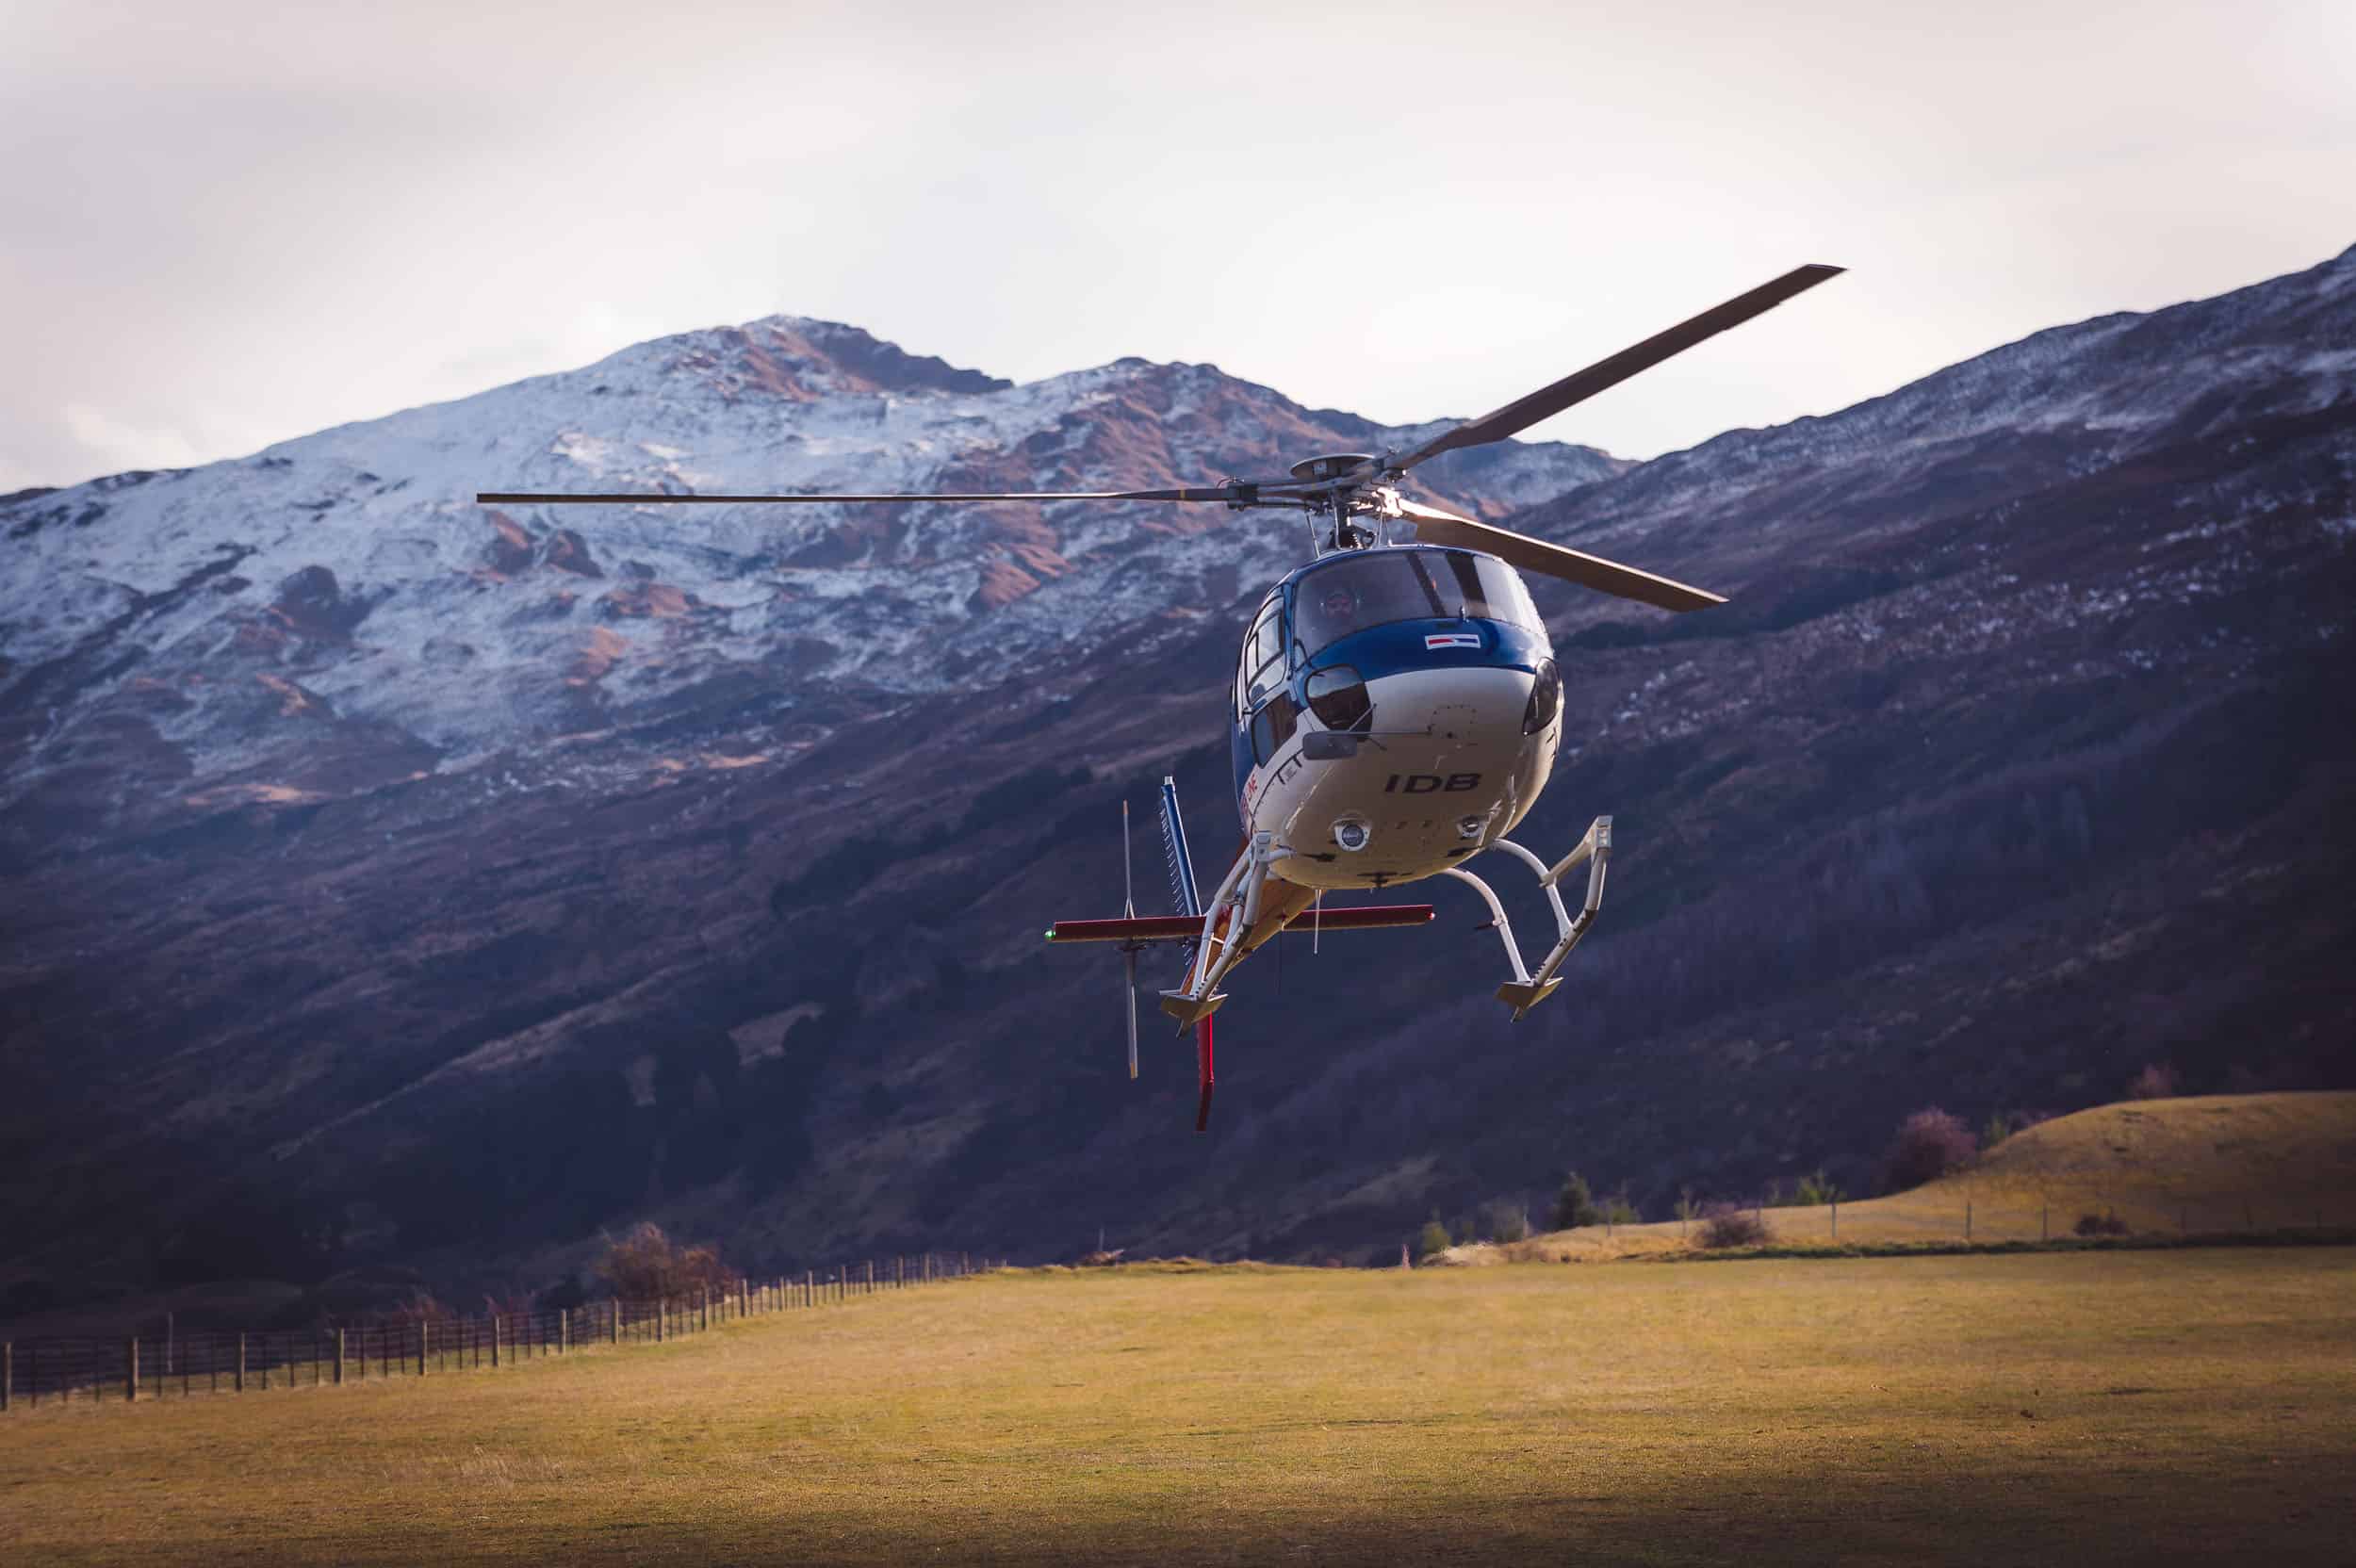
top-left (1228, 617), bottom-right (1552, 809)
top-left (1305, 617), bottom-right (1550, 686)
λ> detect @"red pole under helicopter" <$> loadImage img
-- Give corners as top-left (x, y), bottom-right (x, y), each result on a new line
top-left (483, 263), bottom-right (1842, 1131)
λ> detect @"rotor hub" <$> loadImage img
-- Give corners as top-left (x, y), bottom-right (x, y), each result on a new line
top-left (1288, 452), bottom-right (1377, 483)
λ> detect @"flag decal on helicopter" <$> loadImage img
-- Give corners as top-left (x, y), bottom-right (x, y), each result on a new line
top-left (1424, 632), bottom-right (1481, 649)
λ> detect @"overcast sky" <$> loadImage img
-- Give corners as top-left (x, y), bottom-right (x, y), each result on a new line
top-left (5, 0), bottom-right (2351, 493)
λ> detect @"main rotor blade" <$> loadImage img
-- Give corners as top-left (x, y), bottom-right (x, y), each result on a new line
top-left (1396, 499), bottom-right (1725, 612)
top-left (476, 482), bottom-right (1295, 506)
top-left (1388, 264), bottom-right (1844, 475)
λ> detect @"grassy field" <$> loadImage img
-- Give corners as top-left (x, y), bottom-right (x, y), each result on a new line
top-left (2, 1250), bottom-right (2351, 1564)
top-left (1447, 1091), bottom-right (2356, 1264)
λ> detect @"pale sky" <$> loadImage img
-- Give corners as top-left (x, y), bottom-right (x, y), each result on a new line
top-left (4, 0), bottom-right (2352, 494)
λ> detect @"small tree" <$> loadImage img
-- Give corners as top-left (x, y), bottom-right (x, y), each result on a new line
top-left (1794, 1168), bottom-right (1845, 1206)
top-left (596, 1222), bottom-right (738, 1301)
top-left (1598, 1189), bottom-right (1641, 1227)
top-left (1550, 1171), bottom-right (1602, 1232)
top-left (1415, 1217), bottom-right (1453, 1262)
top-left (1484, 1200), bottom-right (1531, 1245)
top-left (1883, 1108), bottom-right (1978, 1192)
top-left (2127, 1063), bottom-right (2180, 1100)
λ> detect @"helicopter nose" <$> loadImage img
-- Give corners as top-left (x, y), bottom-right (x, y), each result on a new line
top-left (1377, 664), bottom-right (1532, 735)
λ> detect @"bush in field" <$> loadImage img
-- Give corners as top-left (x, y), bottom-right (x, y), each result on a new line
top-left (2127, 1062), bottom-right (2180, 1100)
top-left (596, 1222), bottom-right (738, 1301)
top-left (1415, 1217), bottom-right (1453, 1262)
top-left (1883, 1108), bottom-right (1978, 1192)
top-left (2073, 1212), bottom-right (2130, 1237)
top-left (1598, 1190), bottom-right (1641, 1227)
top-left (1550, 1171), bottom-right (1602, 1231)
top-left (1695, 1203), bottom-right (1770, 1249)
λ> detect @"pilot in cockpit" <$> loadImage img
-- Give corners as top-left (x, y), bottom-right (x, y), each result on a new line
top-left (1317, 582), bottom-right (1358, 627)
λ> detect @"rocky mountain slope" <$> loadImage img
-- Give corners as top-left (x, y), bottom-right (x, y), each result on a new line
top-left (3, 247), bottom-right (2351, 1312)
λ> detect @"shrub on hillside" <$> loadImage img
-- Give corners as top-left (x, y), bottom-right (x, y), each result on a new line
top-left (1550, 1171), bottom-right (1602, 1231)
top-left (596, 1222), bottom-right (737, 1302)
top-left (2127, 1062), bottom-right (2181, 1100)
top-left (1598, 1190), bottom-right (1641, 1227)
top-left (1883, 1108), bottom-right (1978, 1192)
top-left (1695, 1203), bottom-right (1770, 1249)
top-left (1415, 1217), bottom-right (1453, 1262)
top-left (2073, 1212), bottom-right (2130, 1237)
top-left (1484, 1201), bottom-right (1531, 1245)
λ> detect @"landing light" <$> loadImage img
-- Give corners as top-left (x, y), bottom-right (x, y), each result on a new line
top-left (1332, 817), bottom-right (1372, 853)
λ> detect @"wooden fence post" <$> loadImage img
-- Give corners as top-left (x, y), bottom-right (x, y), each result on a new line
top-left (165, 1312), bottom-right (175, 1378)
top-left (657, 1299), bottom-right (665, 1343)
top-left (126, 1338), bottom-right (139, 1402)
top-left (335, 1330), bottom-right (345, 1385)
top-left (417, 1323), bottom-right (428, 1378)
top-left (491, 1315), bottom-right (501, 1368)
top-left (804, 1269), bottom-right (812, 1309)
top-left (610, 1302), bottom-right (620, 1346)
top-left (236, 1333), bottom-right (246, 1394)
top-left (3, 1342), bottom-right (10, 1412)
top-left (560, 1308), bottom-right (569, 1355)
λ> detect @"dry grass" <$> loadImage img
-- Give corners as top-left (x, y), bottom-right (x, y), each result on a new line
top-left (2, 1250), bottom-right (2351, 1564)
top-left (1454, 1091), bottom-right (2356, 1263)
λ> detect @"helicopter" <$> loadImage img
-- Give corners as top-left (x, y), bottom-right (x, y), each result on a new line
top-left (481, 262), bottom-right (1842, 1130)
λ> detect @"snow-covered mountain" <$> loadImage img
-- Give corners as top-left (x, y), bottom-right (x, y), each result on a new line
top-left (0, 319), bottom-right (1618, 828)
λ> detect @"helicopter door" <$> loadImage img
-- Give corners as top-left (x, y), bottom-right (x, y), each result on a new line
top-left (1242, 603), bottom-right (1300, 764)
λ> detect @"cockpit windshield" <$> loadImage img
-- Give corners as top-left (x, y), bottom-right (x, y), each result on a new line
top-left (1293, 555), bottom-right (1435, 652)
top-left (1291, 549), bottom-right (1541, 653)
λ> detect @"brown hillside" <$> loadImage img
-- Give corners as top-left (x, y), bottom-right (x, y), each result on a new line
top-left (1445, 1092), bottom-right (2356, 1263)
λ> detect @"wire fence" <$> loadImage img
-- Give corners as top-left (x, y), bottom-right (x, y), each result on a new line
top-left (0, 1251), bottom-right (993, 1413)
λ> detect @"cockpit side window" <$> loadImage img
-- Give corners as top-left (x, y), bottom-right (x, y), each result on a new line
top-left (1471, 554), bottom-right (1541, 629)
top-left (1243, 602), bottom-right (1286, 708)
top-left (1292, 555), bottom-right (1444, 654)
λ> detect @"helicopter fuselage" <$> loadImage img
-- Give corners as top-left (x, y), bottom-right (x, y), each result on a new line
top-left (1228, 543), bottom-right (1562, 893)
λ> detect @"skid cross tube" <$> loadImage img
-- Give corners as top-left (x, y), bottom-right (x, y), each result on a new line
top-left (1445, 815), bottom-right (1615, 1021)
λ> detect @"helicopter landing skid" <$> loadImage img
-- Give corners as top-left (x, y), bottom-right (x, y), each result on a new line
top-left (1159, 830), bottom-right (1287, 1030)
top-left (1445, 816), bottom-right (1612, 1021)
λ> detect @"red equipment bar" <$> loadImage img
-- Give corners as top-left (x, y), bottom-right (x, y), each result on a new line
top-left (1044, 905), bottom-right (1435, 944)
